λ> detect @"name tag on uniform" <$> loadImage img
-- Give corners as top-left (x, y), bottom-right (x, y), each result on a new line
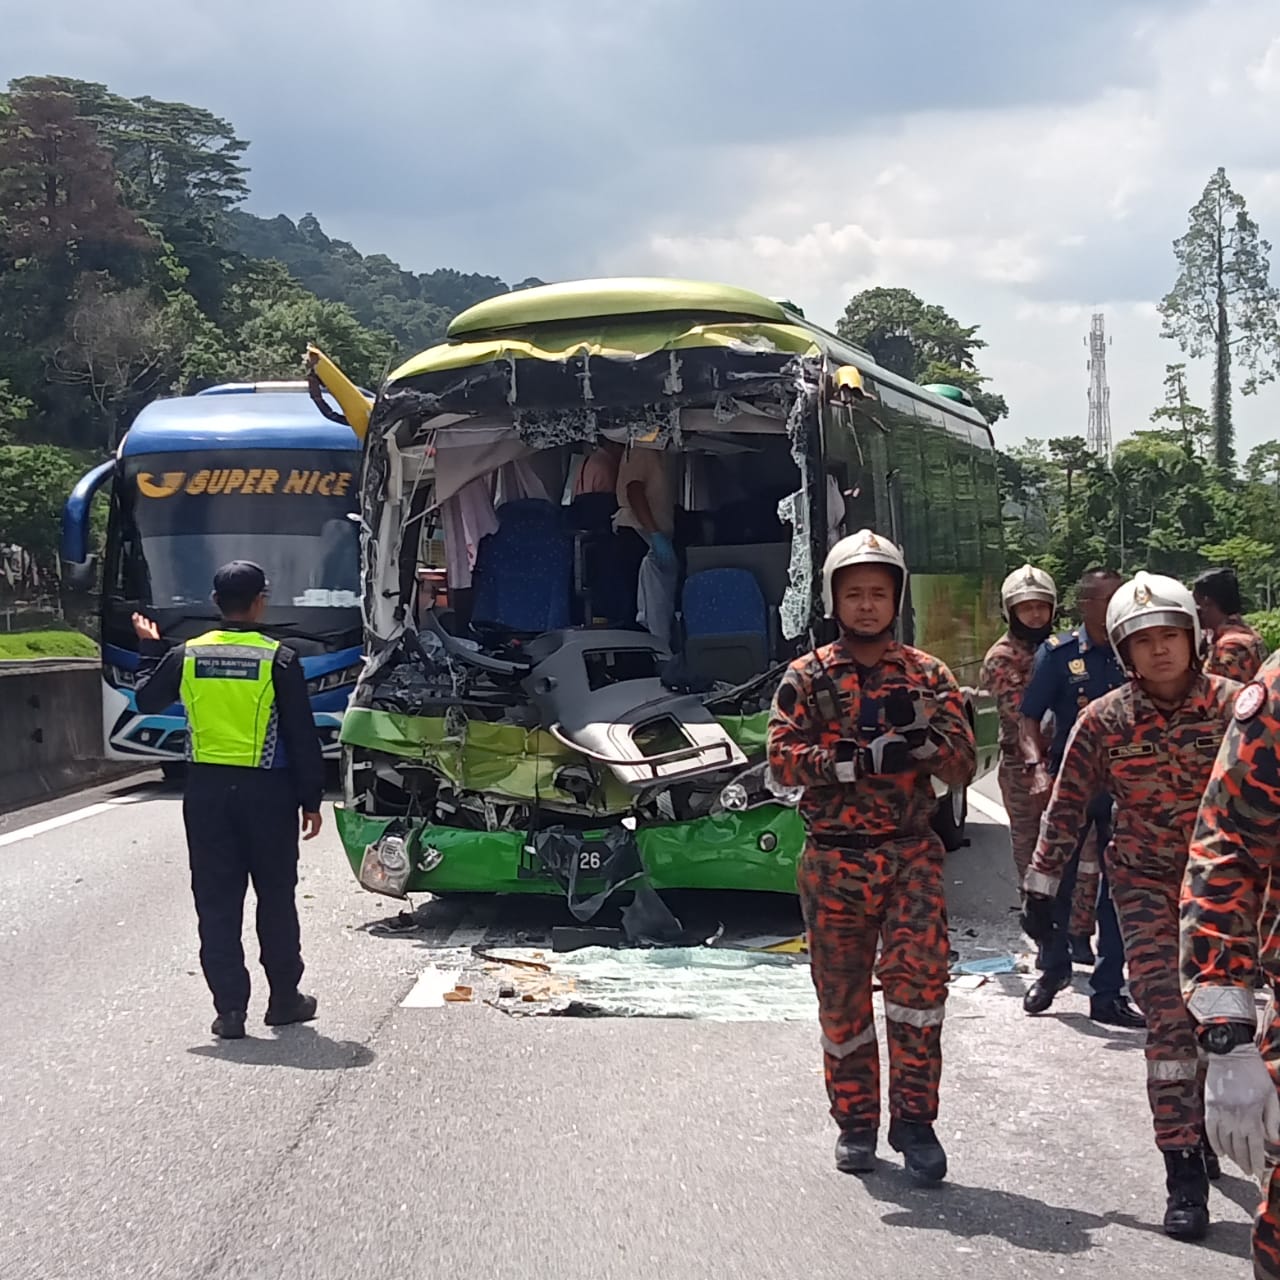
top-left (194, 656), bottom-right (261, 680)
top-left (1068, 658), bottom-right (1087, 676)
top-left (1194, 736), bottom-right (1219, 751)
top-left (1108, 742), bottom-right (1156, 760)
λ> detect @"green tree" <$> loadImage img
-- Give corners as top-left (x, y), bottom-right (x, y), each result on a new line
top-left (1148, 363), bottom-right (1213, 459)
top-left (1200, 534), bottom-right (1277, 610)
top-left (0, 79), bottom-right (151, 265)
top-left (835, 286), bottom-right (1008, 422)
top-left (0, 445), bottom-right (91, 572)
top-left (1158, 168), bottom-right (1280, 472)
top-left (0, 378), bottom-right (32, 443)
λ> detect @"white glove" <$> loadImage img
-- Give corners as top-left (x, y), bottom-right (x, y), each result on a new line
top-left (1204, 1043), bottom-right (1280, 1180)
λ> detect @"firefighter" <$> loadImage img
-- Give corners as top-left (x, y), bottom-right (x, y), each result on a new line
top-left (767, 529), bottom-right (976, 1183)
top-left (1022, 572), bottom-right (1239, 1240)
top-left (132, 561), bottom-right (325, 1039)
top-left (1194, 567), bottom-right (1269, 682)
top-left (981, 564), bottom-right (1057, 885)
top-left (1017, 567), bottom-right (1142, 1027)
top-left (1180, 650), bottom-right (1280, 1277)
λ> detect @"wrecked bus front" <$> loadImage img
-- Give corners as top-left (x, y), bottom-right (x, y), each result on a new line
top-left (338, 277), bottom-right (1001, 911)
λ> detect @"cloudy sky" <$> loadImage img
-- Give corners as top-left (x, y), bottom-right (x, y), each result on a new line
top-left (5, 0), bottom-right (1280, 456)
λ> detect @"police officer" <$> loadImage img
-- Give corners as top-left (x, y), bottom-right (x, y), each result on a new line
top-left (1023, 572), bottom-right (1239, 1241)
top-left (1181, 651), bottom-right (1280, 1277)
top-left (1018, 566), bottom-right (1143, 1028)
top-left (981, 564), bottom-right (1058, 885)
top-left (1193, 567), bottom-right (1270, 682)
top-left (767, 530), bottom-right (976, 1184)
top-left (132, 561), bottom-right (325, 1039)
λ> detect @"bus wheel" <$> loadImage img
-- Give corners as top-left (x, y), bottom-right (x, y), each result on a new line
top-left (161, 762), bottom-right (187, 784)
top-left (932, 784), bottom-right (967, 852)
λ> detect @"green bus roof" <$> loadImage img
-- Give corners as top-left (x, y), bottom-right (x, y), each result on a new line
top-left (387, 277), bottom-right (991, 437)
top-left (447, 277), bottom-right (793, 339)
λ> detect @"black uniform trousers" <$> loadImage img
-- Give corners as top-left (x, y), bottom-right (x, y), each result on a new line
top-left (183, 767), bottom-right (305, 1015)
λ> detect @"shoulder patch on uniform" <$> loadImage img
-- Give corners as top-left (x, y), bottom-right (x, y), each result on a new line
top-left (1047, 633), bottom-right (1064, 649)
top-left (1234, 682), bottom-right (1267, 722)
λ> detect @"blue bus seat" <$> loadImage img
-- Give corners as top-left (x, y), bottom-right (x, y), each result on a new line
top-left (471, 499), bottom-right (573, 633)
top-left (681, 568), bottom-right (770, 685)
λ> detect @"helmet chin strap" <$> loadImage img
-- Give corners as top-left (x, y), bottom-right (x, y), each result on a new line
top-left (1010, 616), bottom-right (1053, 647)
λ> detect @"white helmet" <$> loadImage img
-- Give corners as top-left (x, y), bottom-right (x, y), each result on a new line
top-left (821, 528), bottom-right (907, 618)
top-left (1000, 564), bottom-right (1057, 621)
top-left (1105, 571), bottom-right (1203, 668)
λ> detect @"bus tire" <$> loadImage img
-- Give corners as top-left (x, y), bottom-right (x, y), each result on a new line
top-left (932, 784), bottom-right (967, 852)
top-left (161, 762), bottom-right (187, 784)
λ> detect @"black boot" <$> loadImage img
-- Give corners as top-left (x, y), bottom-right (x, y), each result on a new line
top-left (211, 1010), bottom-right (246, 1039)
top-left (1163, 1149), bottom-right (1210, 1241)
top-left (888, 1118), bottom-right (948, 1185)
top-left (835, 1127), bottom-right (877, 1174)
top-left (1023, 973), bottom-right (1070, 1014)
top-left (264, 992), bottom-right (318, 1027)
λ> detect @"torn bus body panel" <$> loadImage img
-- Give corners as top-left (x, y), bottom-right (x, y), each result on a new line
top-left (342, 312), bottom-right (824, 903)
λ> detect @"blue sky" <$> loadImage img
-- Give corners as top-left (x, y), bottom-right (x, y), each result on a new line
top-left (4, 0), bottom-right (1280, 457)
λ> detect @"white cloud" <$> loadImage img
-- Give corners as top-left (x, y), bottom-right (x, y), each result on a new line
top-left (612, 0), bottom-right (1280, 455)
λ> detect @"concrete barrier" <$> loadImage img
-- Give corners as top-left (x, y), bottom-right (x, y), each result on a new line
top-left (0, 660), bottom-right (146, 811)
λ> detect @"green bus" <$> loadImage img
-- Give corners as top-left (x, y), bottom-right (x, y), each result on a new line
top-left (336, 278), bottom-right (1003, 915)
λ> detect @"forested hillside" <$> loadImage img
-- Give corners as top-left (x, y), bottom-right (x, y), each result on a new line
top-left (0, 74), bottom-right (541, 569)
top-left (223, 210), bottom-right (544, 354)
top-left (0, 74), bottom-right (541, 457)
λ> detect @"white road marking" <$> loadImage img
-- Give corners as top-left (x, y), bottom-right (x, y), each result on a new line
top-left (400, 965), bottom-right (462, 1008)
top-left (0, 791), bottom-right (146, 849)
top-left (966, 788), bottom-right (1010, 826)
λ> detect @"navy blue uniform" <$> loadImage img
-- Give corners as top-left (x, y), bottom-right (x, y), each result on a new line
top-left (134, 628), bottom-right (324, 1017)
top-left (1020, 627), bottom-right (1126, 1000)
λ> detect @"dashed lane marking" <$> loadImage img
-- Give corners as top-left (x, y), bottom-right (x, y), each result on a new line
top-left (966, 788), bottom-right (1010, 827)
top-left (0, 791), bottom-right (146, 849)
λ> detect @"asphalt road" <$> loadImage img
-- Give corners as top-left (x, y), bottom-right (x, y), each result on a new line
top-left (0, 774), bottom-right (1257, 1280)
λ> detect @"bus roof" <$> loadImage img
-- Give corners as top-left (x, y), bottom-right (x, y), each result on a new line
top-left (391, 276), bottom-right (992, 439)
top-left (119, 391), bottom-right (359, 457)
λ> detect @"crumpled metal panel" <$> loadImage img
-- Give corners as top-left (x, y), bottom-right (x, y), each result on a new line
top-left (334, 803), bottom-right (805, 897)
top-left (340, 707), bottom-right (633, 811)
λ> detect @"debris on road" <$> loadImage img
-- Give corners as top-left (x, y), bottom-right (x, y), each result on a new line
top-left (400, 965), bottom-right (462, 1008)
top-left (951, 954), bottom-right (1019, 976)
top-left (481, 945), bottom-right (817, 1021)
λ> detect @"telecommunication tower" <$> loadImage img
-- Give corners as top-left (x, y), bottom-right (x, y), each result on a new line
top-left (1085, 312), bottom-right (1112, 460)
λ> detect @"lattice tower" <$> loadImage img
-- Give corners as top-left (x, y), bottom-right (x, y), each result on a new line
top-left (1085, 312), bottom-right (1112, 460)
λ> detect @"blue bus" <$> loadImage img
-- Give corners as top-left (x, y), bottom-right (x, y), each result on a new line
top-left (61, 383), bottom-right (364, 774)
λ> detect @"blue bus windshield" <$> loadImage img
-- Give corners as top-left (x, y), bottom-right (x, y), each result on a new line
top-left (107, 448), bottom-right (361, 626)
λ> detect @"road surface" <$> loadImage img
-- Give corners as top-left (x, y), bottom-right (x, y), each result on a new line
top-left (0, 774), bottom-right (1256, 1279)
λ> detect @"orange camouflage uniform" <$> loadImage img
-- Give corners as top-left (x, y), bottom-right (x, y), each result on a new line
top-left (981, 632), bottom-right (1047, 883)
top-left (981, 632), bottom-right (1099, 933)
top-left (1181, 654), bottom-right (1280, 1278)
top-left (768, 639), bottom-right (976, 1132)
top-left (1027, 672), bottom-right (1240, 1151)
top-left (1205, 618), bottom-right (1270, 684)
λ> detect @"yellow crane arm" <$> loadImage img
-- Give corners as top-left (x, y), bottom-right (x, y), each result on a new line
top-left (304, 345), bottom-right (374, 441)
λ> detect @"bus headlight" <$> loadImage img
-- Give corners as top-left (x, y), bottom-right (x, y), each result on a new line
top-left (358, 833), bottom-right (411, 898)
top-left (307, 661), bottom-right (364, 696)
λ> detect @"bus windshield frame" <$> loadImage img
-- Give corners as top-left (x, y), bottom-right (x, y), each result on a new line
top-left (100, 446), bottom-right (362, 653)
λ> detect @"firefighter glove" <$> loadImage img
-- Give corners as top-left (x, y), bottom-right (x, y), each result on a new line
top-left (1205, 1043), bottom-right (1280, 1181)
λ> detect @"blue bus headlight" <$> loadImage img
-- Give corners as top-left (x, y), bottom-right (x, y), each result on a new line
top-left (306, 661), bottom-right (363, 696)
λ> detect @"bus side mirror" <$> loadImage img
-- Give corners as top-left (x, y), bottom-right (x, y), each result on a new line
top-left (62, 556), bottom-right (98, 594)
